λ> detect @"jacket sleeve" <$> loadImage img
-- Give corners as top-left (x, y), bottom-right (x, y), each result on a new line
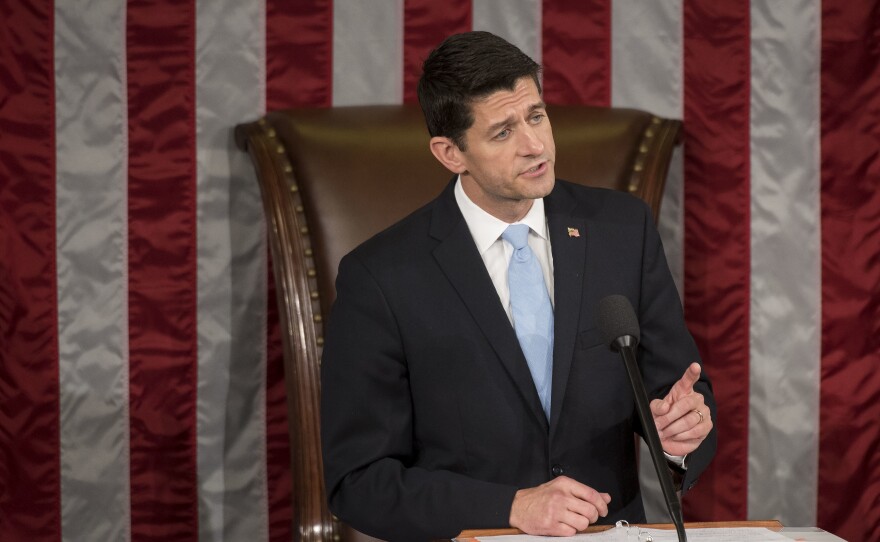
top-left (632, 199), bottom-right (718, 494)
top-left (321, 252), bottom-right (518, 541)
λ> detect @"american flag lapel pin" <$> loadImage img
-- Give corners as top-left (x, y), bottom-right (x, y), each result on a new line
top-left (567, 227), bottom-right (581, 238)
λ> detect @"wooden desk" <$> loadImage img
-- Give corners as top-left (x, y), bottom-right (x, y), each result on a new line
top-left (455, 520), bottom-right (784, 541)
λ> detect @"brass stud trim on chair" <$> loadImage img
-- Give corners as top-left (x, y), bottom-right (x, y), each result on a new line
top-left (300, 226), bottom-right (309, 234)
top-left (630, 115), bottom-right (672, 196)
top-left (290, 184), bottom-right (299, 193)
top-left (313, 315), bottom-right (322, 323)
top-left (276, 145), bottom-right (284, 154)
top-left (304, 248), bottom-right (312, 256)
top-left (307, 269), bottom-right (316, 278)
top-left (310, 291), bottom-right (319, 300)
top-left (267, 128), bottom-right (276, 138)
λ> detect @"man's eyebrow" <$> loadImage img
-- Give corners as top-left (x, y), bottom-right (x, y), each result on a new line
top-left (529, 101), bottom-right (547, 113)
top-left (485, 102), bottom-right (547, 135)
top-left (486, 115), bottom-right (516, 135)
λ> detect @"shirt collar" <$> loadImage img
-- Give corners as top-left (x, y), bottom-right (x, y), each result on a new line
top-left (454, 175), bottom-right (548, 255)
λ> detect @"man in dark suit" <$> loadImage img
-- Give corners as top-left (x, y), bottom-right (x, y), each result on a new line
top-left (321, 31), bottom-right (716, 541)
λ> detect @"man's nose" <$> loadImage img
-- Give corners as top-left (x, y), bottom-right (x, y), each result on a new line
top-left (518, 126), bottom-right (544, 156)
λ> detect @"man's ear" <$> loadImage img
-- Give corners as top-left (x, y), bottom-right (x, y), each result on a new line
top-left (429, 136), bottom-right (467, 174)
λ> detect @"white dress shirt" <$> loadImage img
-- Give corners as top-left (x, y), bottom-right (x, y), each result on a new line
top-left (454, 177), bottom-right (554, 323)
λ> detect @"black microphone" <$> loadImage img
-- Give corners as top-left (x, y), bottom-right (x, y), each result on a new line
top-left (597, 295), bottom-right (687, 542)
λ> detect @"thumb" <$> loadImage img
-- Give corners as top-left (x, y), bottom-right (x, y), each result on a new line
top-left (650, 398), bottom-right (670, 416)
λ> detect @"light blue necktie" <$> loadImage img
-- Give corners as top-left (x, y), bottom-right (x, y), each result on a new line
top-left (502, 224), bottom-right (554, 419)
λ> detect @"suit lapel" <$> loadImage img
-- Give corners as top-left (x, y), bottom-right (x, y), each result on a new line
top-left (545, 184), bottom-right (587, 435)
top-left (430, 181), bottom-right (549, 429)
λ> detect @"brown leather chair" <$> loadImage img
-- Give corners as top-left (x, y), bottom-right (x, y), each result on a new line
top-left (234, 105), bottom-right (681, 542)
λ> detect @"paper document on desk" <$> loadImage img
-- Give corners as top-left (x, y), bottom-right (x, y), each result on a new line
top-left (476, 527), bottom-right (792, 542)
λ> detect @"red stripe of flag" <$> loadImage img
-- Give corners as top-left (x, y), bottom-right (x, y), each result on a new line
top-left (682, 1), bottom-right (751, 521)
top-left (541, 0), bottom-right (611, 106)
top-left (126, 1), bottom-right (199, 538)
top-left (403, 0), bottom-right (472, 104)
top-left (266, 0), bottom-right (333, 108)
top-left (818, 2), bottom-right (880, 540)
top-left (0, 0), bottom-right (59, 539)
top-left (265, 2), bottom-right (334, 539)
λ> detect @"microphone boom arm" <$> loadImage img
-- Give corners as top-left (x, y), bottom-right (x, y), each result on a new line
top-left (613, 336), bottom-right (687, 542)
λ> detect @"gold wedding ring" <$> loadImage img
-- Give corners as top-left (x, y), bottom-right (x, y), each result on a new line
top-left (692, 409), bottom-right (704, 424)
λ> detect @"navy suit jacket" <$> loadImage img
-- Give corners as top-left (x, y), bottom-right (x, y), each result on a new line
top-left (321, 179), bottom-right (717, 541)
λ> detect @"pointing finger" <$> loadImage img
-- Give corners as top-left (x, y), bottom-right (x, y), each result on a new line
top-left (669, 362), bottom-right (701, 399)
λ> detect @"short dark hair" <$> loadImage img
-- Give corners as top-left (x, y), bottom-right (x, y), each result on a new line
top-left (417, 31), bottom-right (542, 150)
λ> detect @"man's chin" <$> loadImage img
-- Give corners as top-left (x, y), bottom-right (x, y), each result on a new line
top-left (523, 174), bottom-right (555, 199)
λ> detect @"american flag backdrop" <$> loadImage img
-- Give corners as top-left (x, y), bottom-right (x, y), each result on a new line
top-left (1, 1), bottom-right (878, 541)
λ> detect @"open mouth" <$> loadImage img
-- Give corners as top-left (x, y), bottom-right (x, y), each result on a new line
top-left (522, 162), bottom-right (547, 176)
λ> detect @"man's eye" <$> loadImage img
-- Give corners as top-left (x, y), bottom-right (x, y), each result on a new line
top-left (495, 129), bottom-right (510, 140)
top-left (530, 114), bottom-right (545, 124)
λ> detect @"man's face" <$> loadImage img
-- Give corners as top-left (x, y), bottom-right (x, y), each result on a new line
top-left (456, 77), bottom-right (556, 222)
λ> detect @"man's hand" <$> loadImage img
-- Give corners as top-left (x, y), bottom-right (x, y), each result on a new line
top-left (508, 476), bottom-right (611, 536)
top-left (650, 362), bottom-right (713, 457)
